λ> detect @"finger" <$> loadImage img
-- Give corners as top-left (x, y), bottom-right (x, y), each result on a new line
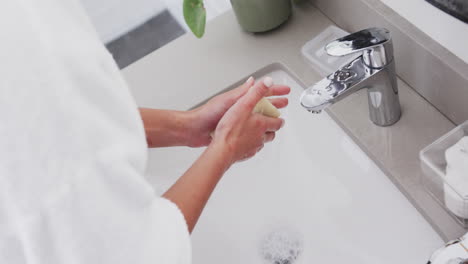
top-left (263, 117), bottom-right (285, 132)
top-left (234, 77), bottom-right (273, 118)
top-left (268, 97), bottom-right (288, 109)
top-left (266, 85), bottom-right (291, 97)
top-left (256, 144), bottom-right (265, 153)
top-left (264, 132), bottom-right (275, 143)
top-left (228, 76), bottom-right (255, 99)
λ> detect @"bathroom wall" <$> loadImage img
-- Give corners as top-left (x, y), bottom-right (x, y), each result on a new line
top-left (164, 0), bottom-right (231, 31)
top-left (309, 0), bottom-right (468, 126)
top-left (79, 0), bottom-right (166, 43)
top-left (79, 0), bottom-right (231, 44)
top-left (79, 0), bottom-right (231, 68)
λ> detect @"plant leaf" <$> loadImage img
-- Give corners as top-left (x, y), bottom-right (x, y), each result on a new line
top-left (183, 0), bottom-right (206, 38)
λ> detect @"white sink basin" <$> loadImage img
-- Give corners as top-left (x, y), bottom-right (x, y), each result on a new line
top-left (145, 64), bottom-right (443, 263)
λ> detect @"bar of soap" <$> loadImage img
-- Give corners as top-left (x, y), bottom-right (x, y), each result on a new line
top-left (253, 98), bottom-right (280, 118)
top-left (210, 98), bottom-right (280, 137)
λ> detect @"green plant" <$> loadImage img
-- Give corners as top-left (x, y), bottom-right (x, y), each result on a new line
top-left (183, 0), bottom-right (207, 38)
top-left (183, 0), bottom-right (299, 38)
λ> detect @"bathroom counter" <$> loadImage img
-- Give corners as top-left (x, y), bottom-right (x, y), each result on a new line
top-left (122, 3), bottom-right (462, 241)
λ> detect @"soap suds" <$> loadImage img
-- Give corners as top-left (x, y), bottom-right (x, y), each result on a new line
top-left (259, 227), bottom-right (303, 264)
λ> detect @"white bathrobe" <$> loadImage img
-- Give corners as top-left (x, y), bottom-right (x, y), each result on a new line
top-left (0, 0), bottom-right (191, 263)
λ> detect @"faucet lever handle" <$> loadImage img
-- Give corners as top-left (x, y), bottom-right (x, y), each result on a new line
top-left (325, 27), bottom-right (393, 68)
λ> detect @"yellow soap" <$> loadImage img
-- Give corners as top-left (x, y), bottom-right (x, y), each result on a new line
top-left (253, 98), bottom-right (280, 118)
top-left (210, 98), bottom-right (280, 137)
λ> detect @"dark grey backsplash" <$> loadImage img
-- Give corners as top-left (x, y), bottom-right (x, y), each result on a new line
top-left (309, 0), bottom-right (468, 125)
top-left (106, 10), bottom-right (185, 69)
top-left (426, 0), bottom-right (468, 23)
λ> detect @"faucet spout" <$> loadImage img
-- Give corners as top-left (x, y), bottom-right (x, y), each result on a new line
top-left (301, 57), bottom-right (372, 113)
top-left (300, 27), bottom-right (401, 126)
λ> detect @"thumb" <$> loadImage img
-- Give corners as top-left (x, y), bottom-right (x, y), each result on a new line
top-left (236, 77), bottom-right (273, 114)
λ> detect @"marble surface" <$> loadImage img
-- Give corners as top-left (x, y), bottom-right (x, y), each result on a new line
top-left (122, 3), bottom-right (463, 241)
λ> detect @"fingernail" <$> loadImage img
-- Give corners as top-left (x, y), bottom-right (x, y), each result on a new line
top-left (263, 76), bottom-right (273, 88)
top-left (245, 76), bottom-right (254, 84)
top-left (280, 119), bottom-right (285, 128)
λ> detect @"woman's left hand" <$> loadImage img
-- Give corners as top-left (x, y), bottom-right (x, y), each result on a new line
top-left (187, 77), bottom-right (290, 147)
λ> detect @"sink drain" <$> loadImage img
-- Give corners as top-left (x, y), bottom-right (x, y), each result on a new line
top-left (259, 227), bottom-right (303, 264)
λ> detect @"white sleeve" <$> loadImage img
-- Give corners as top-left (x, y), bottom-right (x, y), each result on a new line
top-left (1, 144), bottom-right (192, 264)
top-left (0, 1), bottom-right (192, 263)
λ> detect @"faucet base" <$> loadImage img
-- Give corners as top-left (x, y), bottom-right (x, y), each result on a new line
top-left (366, 60), bottom-right (401, 126)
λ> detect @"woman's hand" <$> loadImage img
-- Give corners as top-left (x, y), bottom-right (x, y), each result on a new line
top-left (187, 77), bottom-right (290, 147)
top-left (211, 78), bottom-right (286, 164)
top-left (163, 77), bottom-right (289, 232)
top-left (139, 77), bottom-right (289, 148)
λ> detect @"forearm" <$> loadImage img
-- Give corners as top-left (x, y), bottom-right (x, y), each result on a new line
top-left (139, 108), bottom-right (194, 148)
top-left (163, 142), bottom-right (233, 233)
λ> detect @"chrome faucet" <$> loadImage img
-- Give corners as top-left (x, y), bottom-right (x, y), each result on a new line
top-left (300, 27), bottom-right (401, 126)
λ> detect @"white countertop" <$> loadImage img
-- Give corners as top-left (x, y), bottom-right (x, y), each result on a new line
top-left (122, 3), bottom-right (461, 242)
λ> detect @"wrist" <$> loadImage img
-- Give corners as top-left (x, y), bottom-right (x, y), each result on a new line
top-left (184, 108), bottom-right (216, 148)
top-left (207, 139), bottom-right (235, 172)
top-left (182, 109), bottom-right (204, 147)
top-left (179, 109), bottom-right (197, 146)
top-left (139, 108), bottom-right (197, 148)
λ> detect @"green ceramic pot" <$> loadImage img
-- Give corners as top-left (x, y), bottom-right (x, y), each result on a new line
top-left (231, 0), bottom-right (292, 33)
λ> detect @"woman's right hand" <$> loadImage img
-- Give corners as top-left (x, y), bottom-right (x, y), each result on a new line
top-left (164, 78), bottom-right (288, 232)
top-left (212, 77), bottom-right (287, 164)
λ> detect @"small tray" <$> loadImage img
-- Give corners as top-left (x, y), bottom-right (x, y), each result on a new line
top-left (420, 120), bottom-right (468, 228)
